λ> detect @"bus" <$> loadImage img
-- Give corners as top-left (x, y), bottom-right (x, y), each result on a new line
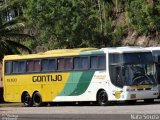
top-left (2, 47), bottom-right (159, 107)
top-left (0, 63), bottom-right (3, 103)
top-left (146, 47), bottom-right (160, 98)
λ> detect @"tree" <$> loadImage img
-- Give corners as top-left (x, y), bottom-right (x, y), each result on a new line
top-left (25, 0), bottom-right (126, 50)
top-left (0, 0), bottom-right (32, 60)
top-left (125, 0), bottom-right (160, 36)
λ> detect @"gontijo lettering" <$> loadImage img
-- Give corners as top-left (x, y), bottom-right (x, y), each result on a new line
top-left (32, 75), bottom-right (62, 82)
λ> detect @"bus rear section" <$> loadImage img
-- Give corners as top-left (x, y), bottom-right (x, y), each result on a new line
top-left (0, 63), bottom-right (3, 103)
top-left (107, 47), bottom-right (159, 104)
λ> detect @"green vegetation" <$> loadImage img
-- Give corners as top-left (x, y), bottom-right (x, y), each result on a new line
top-left (126, 0), bottom-right (160, 36)
top-left (0, 0), bottom-right (32, 60)
top-left (0, 0), bottom-right (160, 53)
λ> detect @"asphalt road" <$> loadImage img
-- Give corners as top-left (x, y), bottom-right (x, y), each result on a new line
top-left (0, 100), bottom-right (160, 120)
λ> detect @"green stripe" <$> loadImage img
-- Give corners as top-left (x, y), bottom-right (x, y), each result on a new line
top-left (59, 72), bottom-right (83, 96)
top-left (70, 71), bottom-right (95, 96)
top-left (80, 50), bottom-right (104, 55)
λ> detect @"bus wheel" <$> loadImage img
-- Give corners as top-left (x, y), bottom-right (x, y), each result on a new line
top-left (97, 90), bottom-right (109, 106)
top-left (22, 92), bottom-right (32, 107)
top-left (144, 99), bottom-right (154, 103)
top-left (33, 92), bottom-right (42, 107)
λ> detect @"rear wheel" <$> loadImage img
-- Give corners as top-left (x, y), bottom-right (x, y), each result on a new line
top-left (33, 92), bottom-right (43, 107)
top-left (97, 90), bottom-right (109, 106)
top-left (22, 92), bottom-right (32, 107)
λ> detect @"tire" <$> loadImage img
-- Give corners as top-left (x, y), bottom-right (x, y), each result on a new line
top-left (22, 92), bottom-right (32, 107)
top-left (125, 100), bottom-right (136, 105)
top-left (33, 92), bottom-right (43, 107)
top-left (144, 99), bottom-right (154, 103)
top-left (97, 90), bottom-right (109, 106)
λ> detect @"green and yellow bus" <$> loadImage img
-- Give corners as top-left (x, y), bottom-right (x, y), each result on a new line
top-left (3, 47), bottom-right (159, 107)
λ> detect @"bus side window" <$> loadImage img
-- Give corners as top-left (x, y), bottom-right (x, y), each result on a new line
top-left (48, 59), bottom-right (57, 71)
top-left (91, 56), bottom-right (98, 69)
top-left (34, 60), bottom-right (41, 72)
top-left (12, 61), bottom-right (26, 73)
top-left (99, 56), bottom-right (106, 69)
top-left (41, 59), bottom-right (48, 71)
top-left (58, 58), bottom-right (72, 71)
top-left (13, 61), bottom-right (19, 73)
top-left (42, 59), bottom-right (57, 71)
top-left (27, 60), bottom-right (34, 72)
top-left (91, 55), bottom-right (106, 69)
top-left (27, 60), bottom-right (41, 72)
top-left (74, 57), bottom-right (89, 70)
top-left (65, 58), bottom-right (72, 70)
top-left (18, 61), bottom-right (26, 73)
top-left (58, 58), bottom-right (65, 71)
top-left (74, 57), bottom-right (80, 70)
top-left (5, 61), bottom-right (12, 74)
top-left (81, 57), bottom-right (88, 69)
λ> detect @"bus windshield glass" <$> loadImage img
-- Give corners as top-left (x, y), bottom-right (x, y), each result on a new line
top-left (122, 52), bottom-right (153, 64)
top-left (109, 52), bottom-right (156, 88)
top-left (123, 64), bottom-right (156, 86)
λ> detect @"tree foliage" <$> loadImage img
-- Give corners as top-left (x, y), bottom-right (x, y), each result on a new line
top-left (126, 0), bottom-right (160, 36)
top-left (1, 0), bottom-right (160, 53)
top-left (25, 0), bottom-right (126, 50)
top-left (0, 0), bottom-right (32, 60)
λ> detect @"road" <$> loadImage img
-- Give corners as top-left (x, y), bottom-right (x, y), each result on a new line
top-left (0, 100), bottom-right (160, 120)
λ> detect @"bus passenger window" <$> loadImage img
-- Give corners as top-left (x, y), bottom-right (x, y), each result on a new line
top-left (99, 56), bottom-right (106, 69)
top-left (27, 61), bottom-right (34, 72)
top-left (91, 56), bottom-right (98, 69)
top-left (12, 61), bottom-right (26, 73)
top-left (74, 58), bottom-right (80, 69)
top-left (19, 61), bottom-right (26, 73)
top-left (81, 57), bottom-right (88, 69)
top-left (58, 58), bottom-right (65, 71)
top-left (13, 61), bottom-right (19, 73)
top-left (42, 59), bottom-right (48, 71)
top-left (42, 59), bottom-right (56, 71)
top-left (48, 59), bottom-right (56, 71)
top-left (5, 61), bottom-right (12, 74)
top-left (34, 60), bottom-right (41, 72)
top-left (74, 57), bottom-right (89, 70)
top-left (91, 56), bottom-right (106, 69)
top-left (65, 58), bottom-right (72, 70)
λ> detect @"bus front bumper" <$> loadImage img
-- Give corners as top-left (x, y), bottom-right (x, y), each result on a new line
top-left (123, 90), bottom-right (159, 100)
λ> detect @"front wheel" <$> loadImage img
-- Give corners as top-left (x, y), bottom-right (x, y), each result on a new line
top-left (97, 90), bottom-right (109, 106)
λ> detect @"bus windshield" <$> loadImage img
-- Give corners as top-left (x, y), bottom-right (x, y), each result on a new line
top-left (123, 64), bottom-right (156, 86)
top-left (109, 52), bottom-right (156, 88)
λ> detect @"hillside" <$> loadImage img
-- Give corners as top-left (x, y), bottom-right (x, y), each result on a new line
top-left (122, 33), bottom-right (160, 47)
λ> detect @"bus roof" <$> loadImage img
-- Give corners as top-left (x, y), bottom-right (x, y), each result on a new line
top-left (3, 48), bottom-right (98, 60)
top-left (145, 47), bottom-right (160, 51)
top-left (102, 46), bottom-right (150, 53)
